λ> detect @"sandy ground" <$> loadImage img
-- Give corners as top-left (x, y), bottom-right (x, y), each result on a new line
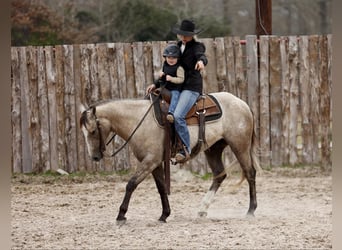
top-left (11, 166), bottom-right (332, 250)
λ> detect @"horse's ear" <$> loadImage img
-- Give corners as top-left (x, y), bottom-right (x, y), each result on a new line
top-left (79, 103), bottom-right (88, 113)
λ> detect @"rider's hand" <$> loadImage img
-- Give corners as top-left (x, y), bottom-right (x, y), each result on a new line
top-left (195, 60), bottom-right (204, 71)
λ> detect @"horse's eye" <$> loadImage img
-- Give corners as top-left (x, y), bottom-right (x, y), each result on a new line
top-left (90, 130), bottom-right (96, 135)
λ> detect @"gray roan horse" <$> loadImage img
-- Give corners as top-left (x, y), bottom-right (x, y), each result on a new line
top-left (80, 91), bottom-right (261, 224)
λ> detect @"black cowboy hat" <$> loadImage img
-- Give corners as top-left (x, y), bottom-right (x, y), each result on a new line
top-left (172, 19), bottom-right (202, 36)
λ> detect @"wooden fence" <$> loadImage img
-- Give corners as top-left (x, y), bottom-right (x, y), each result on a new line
top-left (11, 35), bottom-right (332, 174)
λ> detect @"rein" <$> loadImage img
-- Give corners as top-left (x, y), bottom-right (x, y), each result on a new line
top-left (103, 91), bottom-right (162, 157)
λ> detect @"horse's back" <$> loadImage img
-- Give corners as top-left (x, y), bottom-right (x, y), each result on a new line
top-left (210, 92), bottom-right (251, 117)
top-left (209, 92), bottom-right (254, 143)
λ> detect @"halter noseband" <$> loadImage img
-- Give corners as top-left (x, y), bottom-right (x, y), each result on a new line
top-left (93, 112), bottom-right (106, 154)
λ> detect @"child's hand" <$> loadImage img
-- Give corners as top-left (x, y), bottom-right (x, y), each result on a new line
top-left (166, 75), bottom-right (172, 81)
top-left (159, 71), bottom-right (165, 78)
top-left (146, 84), bottom-right (155, 94)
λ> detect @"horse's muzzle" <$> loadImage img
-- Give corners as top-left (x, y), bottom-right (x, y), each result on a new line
top-left (92, 152), bottom-right (103, 161)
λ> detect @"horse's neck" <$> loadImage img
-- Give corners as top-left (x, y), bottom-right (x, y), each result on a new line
top-left (96, 99), bottom-right (149, 140)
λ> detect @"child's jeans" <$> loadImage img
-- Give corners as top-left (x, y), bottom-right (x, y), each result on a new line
top-left (168, 90), bottom-right (180, 114)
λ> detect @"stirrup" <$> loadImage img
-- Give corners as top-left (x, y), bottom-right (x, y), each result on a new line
top-left (175, 150), bottom-right (190, 163)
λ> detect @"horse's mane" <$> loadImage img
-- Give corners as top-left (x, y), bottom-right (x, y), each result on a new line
top-left (88, 99), bottom-right (116, 108)
top-left (80, 97), bottom-right (149, 127)
top-left (88, 96), bottom-right (148, 108)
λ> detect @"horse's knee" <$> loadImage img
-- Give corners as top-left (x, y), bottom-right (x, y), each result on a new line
top-left (126, 178), bottom-right (137, 193)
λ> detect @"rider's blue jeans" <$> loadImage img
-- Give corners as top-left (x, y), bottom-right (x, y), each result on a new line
top-left (173, 90), bottom-right (200, 154)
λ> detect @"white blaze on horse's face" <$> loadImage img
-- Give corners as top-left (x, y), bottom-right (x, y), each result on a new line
top-left (81, 109), bottom-right (103, 161)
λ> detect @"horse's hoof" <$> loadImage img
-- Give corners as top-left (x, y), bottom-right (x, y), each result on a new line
top-left (198, 211), bottom-right (207, 217)
top-left (158, 217), bottom-right (167, 223)
top-left (116, 217), bottom-right (127, 226)
top-left (246, 212), bottom-right (255, 218)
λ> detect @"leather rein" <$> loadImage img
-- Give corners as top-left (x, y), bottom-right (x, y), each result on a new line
top-left (94, 92), bottom-right (161, 158)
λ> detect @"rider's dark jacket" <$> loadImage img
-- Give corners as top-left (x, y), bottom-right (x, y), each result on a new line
top-left (177, 39), bottom-right (208, 94)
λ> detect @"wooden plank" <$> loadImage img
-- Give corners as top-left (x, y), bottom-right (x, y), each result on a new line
top-left (269, 36), bottom-right (282, 166)
top-left (200, 38), bottom-right (217, 93)
top-left (233, 36), bottom-right (247, 101)
top-left (45, 46), bottom-right (58, 171)
top-left (88, 44), bottom-right (99, 103)
top-left (214, 37), bottom-right (227, 92)
top-left (124, 43), bottom-right (136, 98)
top-left (288, 36), bottom-right (299, 165)
top-left (327, 34), bottom-right (332, 165)
top-left (224, 36), bottom-right (237, 95)
top-left (107, 43), bottom-right (119, 99)
top-left (308, 35), bottom-right (321, 164)
top-left (55, 45), bottom-right (67, 170)
top-left (80, 44), bottom-right (91, 104)
top-left (151, 41), bottom-right (166, 82)
top-left (259, 36), bottom-right (271, 167)
top-left (37, 47), bottom-right (51, 172)
top-left (73, 44), bottom-right (86, 172)
top-left (63, 45), bottom-right (78, 172)
top-left (97, 43), bottom-right (111, 99)
top-left (246, 35), bottom-right (259, 147)
top-left (19, 47), bottom-right (33, 173)
top-left (319, 35), bottom-right (331, 168)
top-left (280, 37), bottom-right (290, 164)
top-left (133, 42), bottom-right (146, 97)
top-left (79, 44), bottom-right (95, 171)
top-left (298, 36), bottom-right (313, 164)
top-left (27, 46), bottom-right (41, 173)
top-left (115, 43), bottom-right (127, 98)
top-left (143, 41), bottom-right (153, 95)
top-left (11, 47), bottom-right (22, 173)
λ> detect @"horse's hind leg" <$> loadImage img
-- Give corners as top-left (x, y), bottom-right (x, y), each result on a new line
top-left (198, 139), bottom-right (228, 217)
top-left (232, 146), bottom-right (257, 217)
top-left (152, 164), bottom-right (171, 222)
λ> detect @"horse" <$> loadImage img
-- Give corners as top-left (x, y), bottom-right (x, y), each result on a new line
top-left (80, 91), bottom-right (261, 224)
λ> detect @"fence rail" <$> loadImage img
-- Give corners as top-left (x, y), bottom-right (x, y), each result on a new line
top-left (11, 35), bottom-right (332, 173)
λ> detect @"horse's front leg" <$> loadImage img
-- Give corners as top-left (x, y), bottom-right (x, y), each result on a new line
top-left (152, 164), bottom-right (171, 222)
top-left (116, 157), bottom-right (158, 224)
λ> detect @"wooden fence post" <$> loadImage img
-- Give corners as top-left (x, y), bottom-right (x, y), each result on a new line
top-left (259, 36), bottom-right (271, 167)
top-left (299, 36), bottom-right (313, 164)
top-left (37, 47), bottom-right (51, 171)
top-left (319, 35), bottom-right (332, 168)
top-left (11, 47), bottom-right (22, 173)
top-left (308, 35), bottom-right (321, 165)
top-left (246, 35), bottom-right (260, 152)
top-left (269, 36), bottom-right (282, 166)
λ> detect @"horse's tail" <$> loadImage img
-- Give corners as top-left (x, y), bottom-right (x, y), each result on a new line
top-left (251, 121), bottom-right (262, 174)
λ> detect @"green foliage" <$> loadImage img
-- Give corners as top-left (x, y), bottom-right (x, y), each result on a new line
top-left (12, 28), bottom-right (62, 46)
top-left (197, 17), bottom-right (230, 38)
top-left (112, 0), bottom-right (177, 42)
top-left (11, 0), bottom-right (231, 46)
top-left (75, 11), bottom-right (99, 26)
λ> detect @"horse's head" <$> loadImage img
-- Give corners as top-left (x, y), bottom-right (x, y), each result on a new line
top-left (80, 105), bottom-right (109, 161)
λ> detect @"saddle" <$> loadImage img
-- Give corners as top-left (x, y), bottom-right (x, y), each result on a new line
top-left (150, 88), bottom-right (222, 127)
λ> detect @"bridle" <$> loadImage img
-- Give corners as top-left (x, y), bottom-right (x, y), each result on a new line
top-left (88, 91), bottom-right (161, 158)
top-left (93, 114), bottom-right (106, 155)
